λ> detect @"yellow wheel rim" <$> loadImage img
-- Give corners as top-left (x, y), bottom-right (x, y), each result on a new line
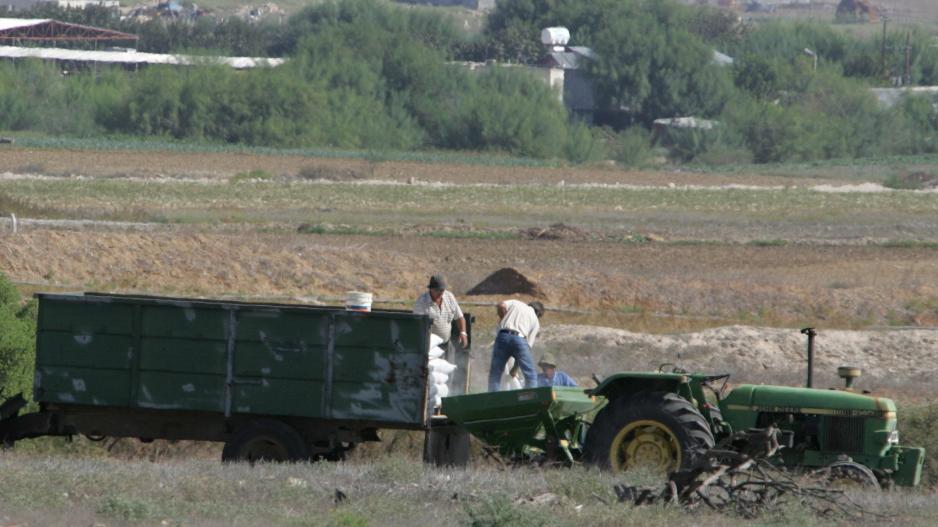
top-left (608, 419), bottom-right (681, 473)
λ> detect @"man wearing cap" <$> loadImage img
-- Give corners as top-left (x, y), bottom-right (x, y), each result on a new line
top-left (536, 352), bottom-right (577, 387)
top-left (488, 300), bottom-right (544, 391)
top-left (414, 275), bottom-right (468, 347)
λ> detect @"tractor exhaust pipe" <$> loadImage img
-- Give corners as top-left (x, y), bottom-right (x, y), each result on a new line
top-left (800, 327), bottom-right (816, 388)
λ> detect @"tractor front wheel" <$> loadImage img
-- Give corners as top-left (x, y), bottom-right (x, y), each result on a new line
top-left (584, 391), bottom-right (714, 474)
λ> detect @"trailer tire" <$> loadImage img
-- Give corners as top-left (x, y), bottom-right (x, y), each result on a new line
top-left (222, 419), bottom-right (310, 463)
top-left (583, 391), bottom-right (713, 474)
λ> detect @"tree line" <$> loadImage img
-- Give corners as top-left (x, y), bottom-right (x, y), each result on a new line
top-left (3, 0), bottom-right (938, 164)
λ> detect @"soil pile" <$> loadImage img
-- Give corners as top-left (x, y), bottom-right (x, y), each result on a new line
top-left (522, 223), bottom-right (589, 241)
top-left (466, 267), bottom-right (545, 298)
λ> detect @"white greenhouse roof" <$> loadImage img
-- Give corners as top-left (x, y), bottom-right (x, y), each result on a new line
top-left (0, 46), bottom-right (285, 69)
top-left (0, 18), bottom-right (49, 31)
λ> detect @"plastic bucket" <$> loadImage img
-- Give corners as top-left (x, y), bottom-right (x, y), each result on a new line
top-left (345, 291), bottom-right (373, 312)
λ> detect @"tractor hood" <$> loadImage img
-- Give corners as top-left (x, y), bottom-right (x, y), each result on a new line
top-left (721, 384), bottom-right (896, 419)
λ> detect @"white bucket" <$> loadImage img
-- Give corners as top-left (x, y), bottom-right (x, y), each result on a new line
top-left (345, 291), bottom-right (373, 312)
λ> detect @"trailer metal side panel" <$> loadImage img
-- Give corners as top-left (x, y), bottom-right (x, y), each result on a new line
top-left (34, 293), bottom-right (431, 428)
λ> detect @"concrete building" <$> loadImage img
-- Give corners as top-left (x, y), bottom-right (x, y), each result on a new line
top-left (394, 0), bottom-right (494, 11)
top-left (1, 0), bottom-right (117, 11)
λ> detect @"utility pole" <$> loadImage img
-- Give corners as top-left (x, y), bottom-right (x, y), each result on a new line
top-left (904, 31), bottom-right (912, 86)
top-left (880, 16), bottom-right (888, 78)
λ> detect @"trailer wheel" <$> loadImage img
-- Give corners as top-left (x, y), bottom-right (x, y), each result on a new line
top-left (584, 391), bottom-right (714, 474)
top-left (222, 420), bottom-right (310, 463)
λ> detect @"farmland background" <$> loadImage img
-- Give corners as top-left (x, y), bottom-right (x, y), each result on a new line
top-left (2, 0), bottom-right (938, 525)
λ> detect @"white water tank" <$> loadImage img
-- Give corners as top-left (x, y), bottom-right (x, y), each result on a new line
top-left (541, 27), bottom-right (570, 48)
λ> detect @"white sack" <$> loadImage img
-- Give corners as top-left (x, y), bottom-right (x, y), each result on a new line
top-left (430, 334), bottom-right (445, 349)
top-left (428, 358), bottom-right (457, 375)
top-left (428, 346), bottom-right (445, 359)
top-left (500, 357), bottom-right (523, 391)
top-left (430, 371), bottom-right (449, 385)
top-left (434, 383), bottom-right (449, 398)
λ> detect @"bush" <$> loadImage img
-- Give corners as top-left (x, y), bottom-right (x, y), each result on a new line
top-left (898, 404), bottom-right (938, 486)
top-left (463, 495), bottom-right (551, 527)
top-left (721, 69), bottom-right (913, 163)
top-left (443, 67), bottom-right (585, 158)
top-left (612, 127), bottom-right (653, 167)
top-left (0, 273), bottom-right (36, 400)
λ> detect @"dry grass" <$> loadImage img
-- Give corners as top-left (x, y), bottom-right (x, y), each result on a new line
top-left (4, 229), bottom-right (938, 329)
top-left (0, 450), bottom-right (933, 527)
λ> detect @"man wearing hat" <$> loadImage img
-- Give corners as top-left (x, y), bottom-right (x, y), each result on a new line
top-left (414, 274), bottom-right (468, 347)
top-left (536, 352), bottom-right (577, 387)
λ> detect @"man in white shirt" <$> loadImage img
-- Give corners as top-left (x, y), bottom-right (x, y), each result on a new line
top-left (487, 299), bottom-right (544, 391)
top-left (413, 274), bottom-right (468, 347)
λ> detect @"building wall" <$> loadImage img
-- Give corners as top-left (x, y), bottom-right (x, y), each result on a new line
top-left (1, 0), bottom-right (51, 11)
top-left (394, 0), bottom-right (486, 10)
top-left (57, 0), bottom-right (119, 7)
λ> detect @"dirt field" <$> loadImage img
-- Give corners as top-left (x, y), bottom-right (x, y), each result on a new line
top-left (2, 146), bottom-right (938, 402)
top-left (3, 229), bottom-right (938, 323)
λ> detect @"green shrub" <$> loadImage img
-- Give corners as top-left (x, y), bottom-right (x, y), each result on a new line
top-left (722, 70), bottom-right (905, 163)
top-left (0, 273), bottom-right (36, 400)
top-left (882, 172), bottom-right (935, 190)
top-left (612, 127), bottom-right (654, 167)
top-left (463, 495), bottom-right (554, 527)
top-left (899, 404), bottom-right (938, 486)
top-left (96, 495), bottom-right (153, 521)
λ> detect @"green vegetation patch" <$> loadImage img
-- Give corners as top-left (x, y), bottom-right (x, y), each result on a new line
top-left (4, 179), bottom-right (937, 224)
top-left (0, 273), bottom-right (37, 400)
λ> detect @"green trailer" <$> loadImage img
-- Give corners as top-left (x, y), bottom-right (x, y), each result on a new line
top-left (0, 292), bottom-right (441, 461)
top-left (0, 294), bottom-right (925, 487)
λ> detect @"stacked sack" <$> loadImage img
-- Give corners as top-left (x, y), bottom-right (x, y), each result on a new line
top-left (428, 334), bottom-right (457, 410)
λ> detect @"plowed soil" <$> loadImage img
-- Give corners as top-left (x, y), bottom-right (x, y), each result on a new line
top-left (4, 228), bottom-right (938, 329)
top-left (2, 147), bottom-right (938, 400)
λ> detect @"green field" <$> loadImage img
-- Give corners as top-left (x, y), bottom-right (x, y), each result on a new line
top-left (3, 176), bottom-right (937, 244)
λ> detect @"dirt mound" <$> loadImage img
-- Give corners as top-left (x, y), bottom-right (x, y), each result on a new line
top-left (466, 267), bottom-right (545, 298)
top-left (522, 223), bottom-right (589, 241)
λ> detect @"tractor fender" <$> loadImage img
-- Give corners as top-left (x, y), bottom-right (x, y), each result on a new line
top-left (589, 372), bottom-right (689, 404)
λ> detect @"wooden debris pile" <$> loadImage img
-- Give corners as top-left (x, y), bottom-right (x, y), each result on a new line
top-left (613, 428), bottom-right (871, 520)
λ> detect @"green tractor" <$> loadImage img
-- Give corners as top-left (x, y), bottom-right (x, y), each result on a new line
top-left (438, 328), bottom-right (925, 487)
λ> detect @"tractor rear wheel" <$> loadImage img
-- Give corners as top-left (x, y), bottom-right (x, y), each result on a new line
top-left (222, 419), bottom-right (310, 463)
top-left (584, 391), bottom-right (714, 474)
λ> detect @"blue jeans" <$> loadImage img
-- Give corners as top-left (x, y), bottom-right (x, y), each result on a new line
top-left (488, 332), bottom-right (538, 391)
